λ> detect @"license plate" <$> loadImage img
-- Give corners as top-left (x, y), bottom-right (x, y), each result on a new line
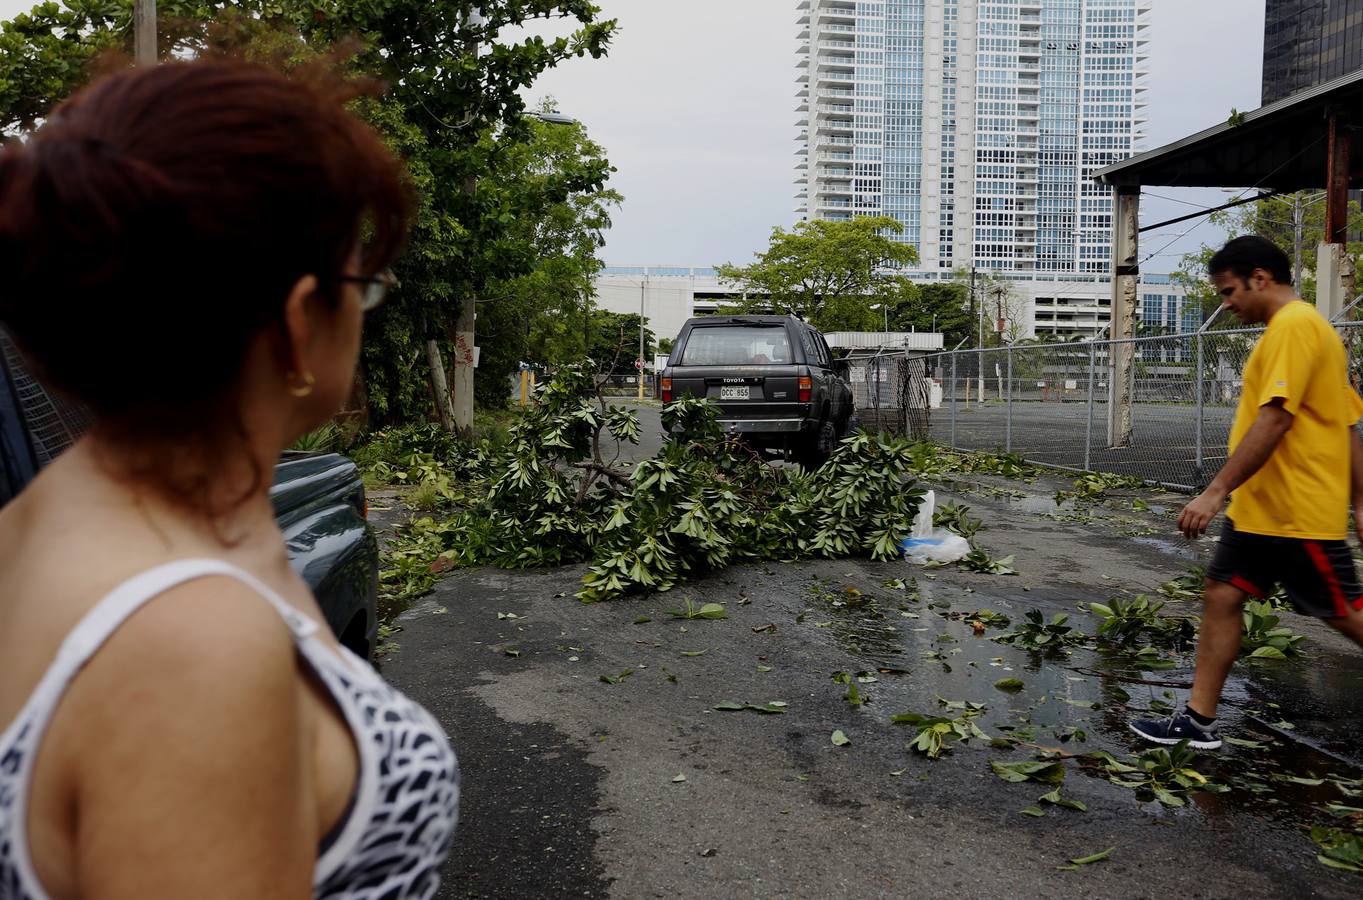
top-left (720, 386), bottom-right (750, 400)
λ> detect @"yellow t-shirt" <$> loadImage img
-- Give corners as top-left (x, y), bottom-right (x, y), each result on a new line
top-left (1226, 300), bottom-right (1363, 539)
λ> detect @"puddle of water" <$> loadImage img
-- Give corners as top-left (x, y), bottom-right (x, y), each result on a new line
top-left (798, 582), bottom-right (1363, 833)
top-left (1128, 534), bottom-right (1198, 557)
top-left (1007, 494), bottom-right (1070, 516)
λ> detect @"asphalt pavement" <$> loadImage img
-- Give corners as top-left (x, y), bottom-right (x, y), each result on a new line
top-left (375, 448), bottom-right (1363, 899)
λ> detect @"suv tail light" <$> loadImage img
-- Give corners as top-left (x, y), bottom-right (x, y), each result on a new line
top-left (798, 376), bottom-right (812, 403)
top-left (661, 377), bottom-right (673, 403)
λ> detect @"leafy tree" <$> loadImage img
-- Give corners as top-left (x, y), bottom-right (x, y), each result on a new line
top-left (1173, 191), bottom-right (1363, 325)
top-left (0, 0), bottom-right (620, 427)
top-left (716, 216), bottom-right (919, 332)
top-left (884, 282), bottom-right (973, 348)
top-left (588, 310), bottom-right (654, 375)
top-left (470, 102), bottom-right (622, 408)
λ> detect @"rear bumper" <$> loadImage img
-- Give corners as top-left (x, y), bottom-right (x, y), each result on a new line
top-left (718, 418), bottom-right (808, 434)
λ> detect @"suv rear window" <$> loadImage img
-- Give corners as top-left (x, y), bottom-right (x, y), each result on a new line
top-left (679, 326), bottom-right (793, 366)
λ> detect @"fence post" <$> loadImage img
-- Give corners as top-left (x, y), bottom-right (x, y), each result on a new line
top-left (1195, 332), bottom-right (1205, 484)
top-left (1005, 345), bottom-right (1013, 452)
top-left (1085, 339), bottom-right (1096, 471)
top-left (949, 353), bottom-right (957, 447)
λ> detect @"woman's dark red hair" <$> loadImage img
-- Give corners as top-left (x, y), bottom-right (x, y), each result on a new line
top-left (0, 57), bottom-right (412, 511)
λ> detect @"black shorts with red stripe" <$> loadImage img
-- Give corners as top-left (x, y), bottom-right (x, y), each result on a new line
top-left (1208, 520), bottom-right (1363, 618)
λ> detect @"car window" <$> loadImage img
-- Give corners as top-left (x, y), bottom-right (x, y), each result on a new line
top-left (817, 333), bottom-right (835, 367)
top-left (679, 326), bottom-right (792, 366)
top-left (798, 328), bottom-right (827, 367)
top-left (0, 327), bottom-right (93, 468)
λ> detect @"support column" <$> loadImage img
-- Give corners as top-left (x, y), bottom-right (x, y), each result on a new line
top-left (1319, 110), bottom-right (1352, 319)
top-left (1107, 185), bottom-right (1138, 448)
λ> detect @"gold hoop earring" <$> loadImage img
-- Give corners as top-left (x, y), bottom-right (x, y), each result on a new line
top-left (289, 372), bottom-right (316, 398)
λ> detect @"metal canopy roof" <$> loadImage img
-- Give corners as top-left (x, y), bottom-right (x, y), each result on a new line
top-left (1094, 67), bottom-right (1363, 190)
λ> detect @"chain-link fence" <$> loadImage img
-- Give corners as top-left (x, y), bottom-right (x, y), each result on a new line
top-left (888, 319), bottom-right (1363, 492)
top-left (847, 352), bottom-right (905, 435)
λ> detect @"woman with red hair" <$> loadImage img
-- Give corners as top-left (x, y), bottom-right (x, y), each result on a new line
top-left (0, 58), bottom-right (458, 898)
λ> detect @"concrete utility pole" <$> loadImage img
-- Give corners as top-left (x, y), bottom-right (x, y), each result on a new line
top-left (449, 8), bottom-right (483, 435)
top-left (133, 0), bottom-right (156, 65)
top-left (637, 279), bottom-right (646, 401)
top-left (1292, 191), bottom-right (1305, 290)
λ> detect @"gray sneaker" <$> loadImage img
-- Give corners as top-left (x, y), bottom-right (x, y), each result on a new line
top-left (1129, 711), bottom-right (1222, 750)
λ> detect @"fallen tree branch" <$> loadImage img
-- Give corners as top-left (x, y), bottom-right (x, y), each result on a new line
top-left (571, 461), bottom-right (632, 488)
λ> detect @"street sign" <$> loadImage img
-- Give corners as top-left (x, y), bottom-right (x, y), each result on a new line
top-left (634, 357), bottom-right (644, 371)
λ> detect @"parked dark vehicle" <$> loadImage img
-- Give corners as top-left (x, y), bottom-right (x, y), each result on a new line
top-left (0, 329), bottom-right (378, 658)
top-left (661, 315), bottom-right (854, 468)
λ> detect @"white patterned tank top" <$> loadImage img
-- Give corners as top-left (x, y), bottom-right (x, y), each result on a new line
top-left (0, 559), bottom-right (459, 899)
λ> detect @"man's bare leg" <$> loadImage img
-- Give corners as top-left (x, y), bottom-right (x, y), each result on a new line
top-left (1187, 579), bottom-right (1249, 719)
top-left (1326, 608), bottom-right (1363, 646)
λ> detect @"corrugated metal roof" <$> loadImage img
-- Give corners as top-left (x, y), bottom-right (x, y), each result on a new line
top-left (824, 332), bottom-right (944, 351)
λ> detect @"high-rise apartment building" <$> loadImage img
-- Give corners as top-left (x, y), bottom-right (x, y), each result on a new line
top-left (795, 0), bottom-right (1150, 283)
top-left (1262, 0), bottom-right (1363, 104)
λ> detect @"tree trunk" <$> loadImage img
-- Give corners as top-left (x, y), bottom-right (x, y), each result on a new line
top-left (426, 338), bottom-right (457, 433)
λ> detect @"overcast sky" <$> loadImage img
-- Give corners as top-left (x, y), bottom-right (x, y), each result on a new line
top-left (0, 0), bottom-right (1265, 274)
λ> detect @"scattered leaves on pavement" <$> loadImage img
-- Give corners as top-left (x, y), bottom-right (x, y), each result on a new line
top-left (713, 700), bottom-right (788, 714)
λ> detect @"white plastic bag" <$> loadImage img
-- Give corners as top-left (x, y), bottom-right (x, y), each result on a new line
top-left (899, 490), bottom-right (971, 565)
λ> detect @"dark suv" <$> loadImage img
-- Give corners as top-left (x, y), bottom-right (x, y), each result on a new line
top-left (661, 315), bottom-right (854, 468)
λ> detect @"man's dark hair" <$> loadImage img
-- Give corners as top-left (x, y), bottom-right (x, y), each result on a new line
top-left (1208, 235), bottom-right (1292, 286)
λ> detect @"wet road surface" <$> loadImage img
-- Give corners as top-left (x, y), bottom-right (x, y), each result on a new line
top-left (375, 446), bottom-right (1363, 898)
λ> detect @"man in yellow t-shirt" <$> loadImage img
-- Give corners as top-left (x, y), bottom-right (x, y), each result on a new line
top-left (1132, 235), bottom-right (1363, 750)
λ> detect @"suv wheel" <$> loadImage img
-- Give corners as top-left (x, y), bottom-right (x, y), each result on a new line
top-left (795, 421), bottom-right (838, 472)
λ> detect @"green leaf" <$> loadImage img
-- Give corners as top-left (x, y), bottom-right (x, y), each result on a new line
top-left (1020, 806), bottom-right (1047, 817)
top-left (632, 616), bottom-right (652, 624)
top-left (1249, 645), bottom-right (1287, 659)
top-left (696, 602), bottom-right (728, 619)
top-left (757, 665), bottom-right (774, 673)
top-left (1316, 854), bottom-right (1363, 872)
top-left (994, 678), bottom-right (1025, 693)
top-left (991, 760), bottom-right (1067, 784)
top-left (831, 729), bottom-right (851, 747)
top-left (1276, 775), bottom-right (1326, 786)
top-left (1069, 847), bottom-right (1114, 866)
top-left (505, 649), bottom-right (521, 657)
top-left (680, 650), bottom-right (708, 657)
top-left (672, 773), bottom-right (687, 783)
